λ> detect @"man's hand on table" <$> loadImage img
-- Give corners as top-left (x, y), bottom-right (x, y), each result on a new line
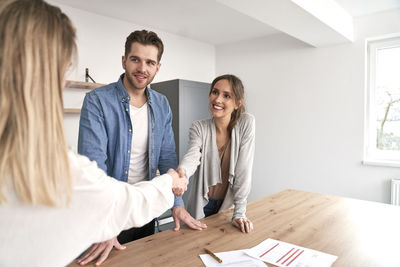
top-left (172, 168), bottom-right (207, 232)
top-left (172, 206), bottom-right (207, 231)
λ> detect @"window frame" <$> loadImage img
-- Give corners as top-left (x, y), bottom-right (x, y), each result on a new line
top-left (363, 34), bottom-right (400, 168)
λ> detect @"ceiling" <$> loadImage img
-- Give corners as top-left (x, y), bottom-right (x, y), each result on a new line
top-left (52, 0), bottom-right (400, 46)
top-left (335, 0), bottom-right (400, 17)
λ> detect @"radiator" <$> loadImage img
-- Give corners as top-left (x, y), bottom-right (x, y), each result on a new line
top-left (391, 179), bottom-right (400, 206)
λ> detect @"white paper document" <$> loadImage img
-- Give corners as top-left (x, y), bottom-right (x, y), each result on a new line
top-left (245, 238), bottom-right (337, 267)
top-left (200, 249), bottom-right (266, 267)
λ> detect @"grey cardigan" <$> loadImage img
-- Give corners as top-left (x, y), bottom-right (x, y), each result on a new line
top-left (179, 113), bottom-right (255, 221)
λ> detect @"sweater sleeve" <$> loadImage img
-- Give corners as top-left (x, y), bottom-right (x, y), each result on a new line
top-left (178, 122), bottom-right (203, 178)
top-left (69, 151), bottom-right (174, 242)
top-left (232, 115), bottom-right (256, 221)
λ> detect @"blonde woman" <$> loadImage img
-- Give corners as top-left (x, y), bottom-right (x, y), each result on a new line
top-left (0, 1), bottom-right (187, 266)
top-left (175, 74), bottom-right (255, 233)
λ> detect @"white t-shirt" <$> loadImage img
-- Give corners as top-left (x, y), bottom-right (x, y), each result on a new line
top-left (0, 151), bottom-right (173, 267)
top-left (128, 103), bottom-right (149, 184)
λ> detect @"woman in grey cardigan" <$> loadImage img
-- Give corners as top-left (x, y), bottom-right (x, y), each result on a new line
top-left (177, 74), bottom-right (255, 233)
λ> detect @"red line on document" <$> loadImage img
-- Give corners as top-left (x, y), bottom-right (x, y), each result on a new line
top-left (282, 248), bottom-right (299, 264)
top-left (287, 250), bottom-right (304, 266)
top-left (259, 243), bottom-right (279, 258)
top-left (276, 248), bottom-right (294, 263)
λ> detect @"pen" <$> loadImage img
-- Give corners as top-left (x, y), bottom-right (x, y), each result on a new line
top-left (204, 248), bottom-right (223, 263)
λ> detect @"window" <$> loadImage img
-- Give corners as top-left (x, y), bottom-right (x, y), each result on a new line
top-left (364, 35), bottom-right (400, 167)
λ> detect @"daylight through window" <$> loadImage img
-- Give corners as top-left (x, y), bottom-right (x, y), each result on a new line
top-left (364, 36), bottom-right (400, 167)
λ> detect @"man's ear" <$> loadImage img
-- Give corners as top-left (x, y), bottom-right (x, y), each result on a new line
top-left (122, 56), bottom-right (126, 70)
top-left (156, 63), bottom-right (161, 74)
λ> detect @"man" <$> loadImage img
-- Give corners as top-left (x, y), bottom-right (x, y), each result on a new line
top-left (77, 30), bottom-right (206, 266)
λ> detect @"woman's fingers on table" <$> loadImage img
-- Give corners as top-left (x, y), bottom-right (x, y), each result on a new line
top-left (233, 218), bottom-right (253, 233)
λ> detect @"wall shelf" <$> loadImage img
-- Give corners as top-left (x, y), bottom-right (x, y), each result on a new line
top-left (64, 108), bottom-right (82, 114)
top-left (63, 80), bottom-right (105, 114)
top-left (65, 80), bottom-right (105, 90)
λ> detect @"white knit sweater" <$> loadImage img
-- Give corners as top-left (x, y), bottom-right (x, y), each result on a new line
top-left (179, 113), bottom-right (255, 221)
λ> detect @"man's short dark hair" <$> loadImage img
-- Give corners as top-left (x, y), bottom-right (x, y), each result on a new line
top-left (125, 30), bottom-right (164, 62)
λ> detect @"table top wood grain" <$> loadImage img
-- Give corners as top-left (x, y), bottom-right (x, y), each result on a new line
top-left (68, 189), bottom-right (400, 267)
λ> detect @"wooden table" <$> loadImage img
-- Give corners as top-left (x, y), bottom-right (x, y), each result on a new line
top-left (69, 189), bottom-right (400, 266)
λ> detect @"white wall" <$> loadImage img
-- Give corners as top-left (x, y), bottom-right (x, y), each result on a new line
top-left (54, 1), bottom-right (400, 204)
top-left (216, 8), bottom-right (400, 204)
top-left (50, 2), bottom-right (216, 149)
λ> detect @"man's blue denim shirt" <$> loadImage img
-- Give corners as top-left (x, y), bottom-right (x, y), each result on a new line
top-left (78, 74), bottom-right (183, 207)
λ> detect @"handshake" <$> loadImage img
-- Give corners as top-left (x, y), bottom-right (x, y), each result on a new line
top-left (167, 168), bottom-right (188, 197)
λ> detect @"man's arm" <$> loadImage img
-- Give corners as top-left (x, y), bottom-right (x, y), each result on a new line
top-left (156, 103), bottom-right (184, 207)
top-left (156, 98), bottom-right (206, 230)
top-left (157, 103), bottom-right (177, 173)
top-left (78, 92), bottom-right (108, 173)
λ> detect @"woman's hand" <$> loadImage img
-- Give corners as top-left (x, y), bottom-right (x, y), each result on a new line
top-left (168, 168), bottom-right (188, 196)
top-left (232, 218), bottom-right (253, 233)
top-left (77, 237), bottom-right (125, 266)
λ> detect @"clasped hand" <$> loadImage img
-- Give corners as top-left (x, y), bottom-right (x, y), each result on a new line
top-left (167, 168), bottom-right (188, 196)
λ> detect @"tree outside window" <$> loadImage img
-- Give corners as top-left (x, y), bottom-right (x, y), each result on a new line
top-left (375, 45), bottom-right (400, 150)
top-left (364, 36), bottom-right (400, 167)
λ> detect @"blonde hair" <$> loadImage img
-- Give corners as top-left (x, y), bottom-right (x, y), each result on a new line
top-left (0, 0), bottom-right (76, 206)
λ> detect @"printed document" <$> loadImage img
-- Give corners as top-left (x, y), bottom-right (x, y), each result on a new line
top-left (246, 238), bottom-right (337, 267)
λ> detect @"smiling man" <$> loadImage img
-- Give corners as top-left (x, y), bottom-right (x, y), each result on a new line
top-left (77, 30), bottom-right (206, 266)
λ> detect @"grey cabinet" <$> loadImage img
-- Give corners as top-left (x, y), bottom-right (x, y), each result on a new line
top-left (151, 79), bottom-right (211, 162)
top-left (151, 79), bottom-right (210, 225)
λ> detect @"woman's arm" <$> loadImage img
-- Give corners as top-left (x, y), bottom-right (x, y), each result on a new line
top-left (69, 151), bottom-right (176, 242)
top-left (231, 115), bottom-right (256, 221)
top-left (178, 122), bottom-right (204, 179)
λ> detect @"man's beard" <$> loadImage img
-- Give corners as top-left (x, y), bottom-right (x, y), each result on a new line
top-left (125, 72), bottom-right (155, 90)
